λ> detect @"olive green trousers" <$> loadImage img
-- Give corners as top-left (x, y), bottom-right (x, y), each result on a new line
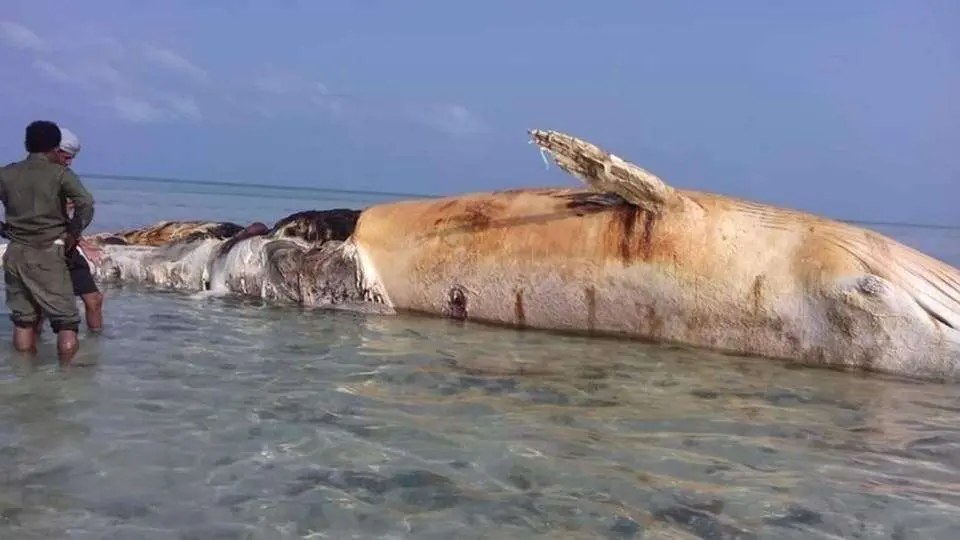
top-left (3, 241), bottom-right (81, 333)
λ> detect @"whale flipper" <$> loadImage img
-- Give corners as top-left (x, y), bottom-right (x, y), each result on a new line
top-left (528, 128), bottom-right (680, 213)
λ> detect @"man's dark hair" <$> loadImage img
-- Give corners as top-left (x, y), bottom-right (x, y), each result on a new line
top-left (24, 120), bottom-right (62, 154)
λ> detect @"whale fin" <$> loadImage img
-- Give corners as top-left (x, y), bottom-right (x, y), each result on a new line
top-left (528, 129), bottom-right (678, 213)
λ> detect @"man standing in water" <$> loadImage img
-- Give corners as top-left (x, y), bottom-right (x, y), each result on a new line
top-left (0, 120), bottom-right (96, 364)
top-left (3, 127), bottom-right (106, 335)
top-left (51, 128), bottom-right (105, 333)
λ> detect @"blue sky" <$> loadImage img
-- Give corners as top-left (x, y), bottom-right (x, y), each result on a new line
top-left (1, 0), bottom-right (957, 224)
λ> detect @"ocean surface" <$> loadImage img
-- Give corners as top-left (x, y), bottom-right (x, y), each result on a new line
top-left (1, 177), bottom-right (960, 539)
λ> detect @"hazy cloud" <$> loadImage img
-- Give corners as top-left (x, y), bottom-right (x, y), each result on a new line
top-left (413, 104), bottom-right (488, 137)
top-left (33, 59), bottom-right (128, 90)
top-left (249, 73), bottom-right (488, 137)
top-left (32, 59), bottom-right (73, 85)
top-left (142, 45), bottom-right (209, 83)
top-left (3, 20), bottom-right (205, 124)
top-left (163, 95), bottom-right (202, 121)
top-left (112, 96), bottom-right (167, 123)
top-left (3, 18), bottom-right (485, 136)
top-left (111, 94), bottom-right (201, 124)
top-left (0, 20), bottom-right (46, 51)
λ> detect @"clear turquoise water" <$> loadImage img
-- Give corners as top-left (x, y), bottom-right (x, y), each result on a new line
top-left (1, 178), bottom-right (959, 539)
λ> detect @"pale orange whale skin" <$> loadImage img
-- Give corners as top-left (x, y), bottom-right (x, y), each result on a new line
top-left (347, 128), bottom-right (960, 380)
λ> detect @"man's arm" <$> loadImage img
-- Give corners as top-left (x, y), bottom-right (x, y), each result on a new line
top-left (0, 167), bottom-right (8, 239)
top-left (59, 168), bottom-right (95, 235)
top-left (0, 167), bottom-right (7, 205)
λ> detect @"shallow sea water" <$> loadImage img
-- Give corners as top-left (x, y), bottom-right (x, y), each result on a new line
top-left (1, 179), bottom-right (959, 539)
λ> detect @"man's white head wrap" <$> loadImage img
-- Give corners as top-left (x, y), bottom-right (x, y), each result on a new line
top-left (58, 127), bottom-right (81, 156)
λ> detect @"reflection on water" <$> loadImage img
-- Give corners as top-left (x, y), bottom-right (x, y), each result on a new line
top-left (1, 286), bottom-right (958, 539)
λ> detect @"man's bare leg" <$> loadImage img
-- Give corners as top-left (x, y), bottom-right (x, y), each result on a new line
top-left (80, 291), bottom-right (103, 332)
top-left (12, 325), bottom-right (38, 354)
top-left (21, 319), bottom-right (79, 364)
top-left (55, 328), bottom-right (80, 365)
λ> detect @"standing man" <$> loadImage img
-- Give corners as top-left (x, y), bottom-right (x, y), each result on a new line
top-left (0, 120), bottom-right (96, 364)
top-left (52, 127), bottom-right (105, 333)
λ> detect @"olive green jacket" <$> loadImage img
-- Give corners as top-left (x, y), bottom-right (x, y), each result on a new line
top-left (0, 153), bottom-right (95, 248)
